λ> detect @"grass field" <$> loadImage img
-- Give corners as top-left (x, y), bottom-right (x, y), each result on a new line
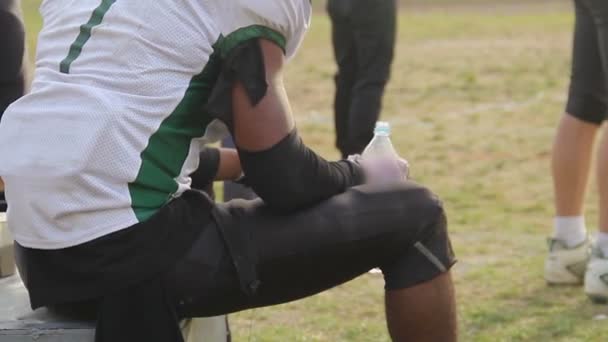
top-left (19, 0), bottom-right (608, 341)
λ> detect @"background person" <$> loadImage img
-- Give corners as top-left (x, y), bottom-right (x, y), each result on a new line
top-left (327, 0), bottom-right (397, 158)
top-left (0, 0), bottom-right (28, 212)
top-left (545, 0), bottom-right (608, 302)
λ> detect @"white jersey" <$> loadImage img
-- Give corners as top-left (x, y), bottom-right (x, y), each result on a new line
top-left (0, 0), bottom-right (311, 249)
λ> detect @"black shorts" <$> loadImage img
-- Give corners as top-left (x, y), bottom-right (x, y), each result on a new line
top-left (0, 0), bottom-right (27, 118)
top-left (566, 0), bottom-right (608, 124)
top-left (164, 182), bottom-right (455, 318)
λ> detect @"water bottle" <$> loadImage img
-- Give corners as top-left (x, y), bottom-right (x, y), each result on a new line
top-left (361, 121), bottom-right (407, 181)
top-left (362, 121), bottom-right (399, 159)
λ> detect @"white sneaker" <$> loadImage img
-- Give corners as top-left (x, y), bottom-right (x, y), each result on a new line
top-left (544, 238), bottom-right (591, 285)
top-left (585, 247), bottom-right (608, 303)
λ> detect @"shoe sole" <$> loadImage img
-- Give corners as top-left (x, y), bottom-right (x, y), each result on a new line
top-left (545, 260), bottom-right (588, 286)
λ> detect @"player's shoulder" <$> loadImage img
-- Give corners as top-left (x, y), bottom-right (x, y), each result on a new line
top-left (237, 0), bottom-right (310, 17)
top-left (232, 0), bottom-right (311, 57)
top-left (235, 0), bottom-right (310, 31)
top-left (236, 0), bottom-right (310, 13)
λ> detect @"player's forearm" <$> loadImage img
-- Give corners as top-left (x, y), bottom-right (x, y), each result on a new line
top-left (239, 130), bottom-right (364, 211)
top-left (216, 148), bottom-right (242, 181)
top-left (228, 39), bottom-right (363, 211)
top-left (190, 147), bottom-right (242, 191)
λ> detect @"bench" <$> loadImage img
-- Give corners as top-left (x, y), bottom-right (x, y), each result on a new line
top-left (0, 274), bottom-right (96, 342)
top-left (0, 214), bottom-right (229, 342)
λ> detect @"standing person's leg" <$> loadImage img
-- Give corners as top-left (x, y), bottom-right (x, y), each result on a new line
top-left (328, 0), bottom-right (358, 159)
top-left (545, 0), bottom-right (604, 285)
top-left (598, 129), bottom-right (608, 251)
top-left (0, 0), bottom-right (28, 209)
top-left (587, 0), bottom-right (608, 247)
top-left (580, 0), bottom-right (608, 301)
top-left (0, 0), bottom-right (27, 118)
top-left (345, 0), bottom-right (396, 156)
top-left (552, 116), bottom-right (597, 218)
top-left (588, 126), bottom-right (608, 301)
top-left (165, 183), bottom-right (457, 341)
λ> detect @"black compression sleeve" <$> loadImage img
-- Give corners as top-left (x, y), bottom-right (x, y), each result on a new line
top-left (190, 147), bottom-right (221, 190)
top-left (238, 130), bottom-right (365, 212)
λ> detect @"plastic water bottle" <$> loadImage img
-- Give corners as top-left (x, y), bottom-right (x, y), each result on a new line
top-left (362, 121), bottom-right (399, 159)
top-left (361, 121), bottom-right (407, 181)
top-left (363, 122), bottom-right (404, 276)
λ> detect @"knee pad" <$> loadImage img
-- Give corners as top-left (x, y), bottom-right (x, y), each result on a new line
top-left (381, 202), bottom-right (456, 290)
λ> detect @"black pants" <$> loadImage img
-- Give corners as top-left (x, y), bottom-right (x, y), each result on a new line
top-left (566, 0), bottom-right (608, 124)
top-left (328, 0), bottom-right (397, 158)
top-left (0, 0), bottom-right (27, 119)
top-left (33, 183), bottom-right (454, 326)
top-left (165, 182), bottom-right (455, 318)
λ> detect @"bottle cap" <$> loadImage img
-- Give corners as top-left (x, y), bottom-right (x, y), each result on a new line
top-left (374, 121), bottom-right (391, 135)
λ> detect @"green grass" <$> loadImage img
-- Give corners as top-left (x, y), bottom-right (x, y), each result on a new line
top-left (19, 0), bottom-right (608, 340)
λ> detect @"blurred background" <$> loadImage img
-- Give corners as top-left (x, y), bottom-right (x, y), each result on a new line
top-left (21, 0), bottom-right (608, 340)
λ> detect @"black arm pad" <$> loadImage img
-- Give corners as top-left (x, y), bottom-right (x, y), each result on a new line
top-left (238, 130), bottom-right (365, 212)
top-left (205, 39), bottom-right (267, 130)
top-left (190, 147), bottom-right (221, 190)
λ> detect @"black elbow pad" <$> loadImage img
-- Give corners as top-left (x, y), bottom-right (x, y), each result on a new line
top-left (238, 130), bottom-right (364, 212)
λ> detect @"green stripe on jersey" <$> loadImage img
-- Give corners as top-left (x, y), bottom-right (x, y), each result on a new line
top-left (217, 25), bottom-right (287, 59)
top-left (128, 26), bottom-right (286, 222)
top-left (128, 49), bottom-right (223, 222)
top-left (60, 0), bottom-right (117, 74)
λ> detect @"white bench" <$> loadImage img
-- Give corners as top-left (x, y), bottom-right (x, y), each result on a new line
top-left (0, 213), bottom-right (15, 278)
top-left (0, 274), bottom-right (96, 341)
top-left (0, 214), bottom-right (229, 342)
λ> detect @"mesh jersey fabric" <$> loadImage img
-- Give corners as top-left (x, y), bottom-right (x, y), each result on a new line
top-left (0, 0), bottom-right (311, 249)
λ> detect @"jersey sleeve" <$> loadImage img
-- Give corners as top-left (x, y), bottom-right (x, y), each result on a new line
top-left (221, 0), bottom-right (311, 60)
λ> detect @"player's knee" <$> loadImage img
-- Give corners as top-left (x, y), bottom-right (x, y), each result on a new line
top-left (380, 185), bottom-right (454, 290)
top-left (400, 184), bottom-right (447, 242)
top-left (410, 187), bottom-right (448, 253)
top-left (394, 183), bottom-right (445, 227)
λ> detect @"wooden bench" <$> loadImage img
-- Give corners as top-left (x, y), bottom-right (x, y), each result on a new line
top-left (0, 214), bottom-right (229, 342)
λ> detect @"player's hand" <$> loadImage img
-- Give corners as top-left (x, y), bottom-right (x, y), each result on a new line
top-left (348, 154), bottom-right (409, 184)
